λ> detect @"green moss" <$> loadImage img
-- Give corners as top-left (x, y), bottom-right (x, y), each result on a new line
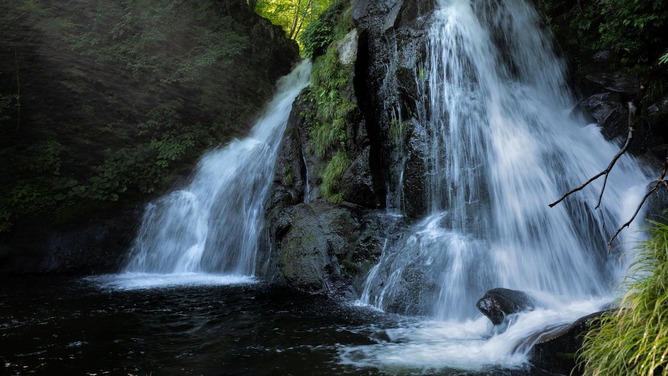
top-left (579, 221), bottom-right (668, 376)
top-left (319, 151), bottom-right (350, 203)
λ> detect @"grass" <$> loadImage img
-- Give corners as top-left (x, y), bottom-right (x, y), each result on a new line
top-left (579, 221), bottom-right (668, 376)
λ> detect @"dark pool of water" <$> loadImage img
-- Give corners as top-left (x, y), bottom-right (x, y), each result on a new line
top-left (0, 276), bottom-right (532, 375)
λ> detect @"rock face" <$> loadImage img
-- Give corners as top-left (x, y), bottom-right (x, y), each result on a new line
top-left (0, 208), bottom-right (141, 274)
top-left (476, 288), bottom-right (537, 325)
top-left (259, 201), bottom-right (388, 297)
top-left (353, 0), bottom-right (434, 218)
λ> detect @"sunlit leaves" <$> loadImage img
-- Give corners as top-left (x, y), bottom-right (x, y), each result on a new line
top-left (255, 0), bottom-right (332, 45)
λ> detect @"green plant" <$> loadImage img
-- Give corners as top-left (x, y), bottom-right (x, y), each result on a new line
top-left (598, 0), bottom-right (667, 64)
top-left (319, 150), bottom-right (349, 203)
top-left (299, 1), bottom-right (344, 58)
top-left (307, 45), bottom-right (355, 158)
top-left (579, 221), bottom-right (668, 376)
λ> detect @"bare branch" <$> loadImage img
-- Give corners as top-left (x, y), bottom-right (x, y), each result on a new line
top-left (595, 101), bottom-right (636, 209)
top-left (549, 101), bottom-right (636, 209)
top-left (608, 158), bottom-right (668, 246)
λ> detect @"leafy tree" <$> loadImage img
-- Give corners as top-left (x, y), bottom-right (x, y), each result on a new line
top-left (254, 0), bottom-right (332, 45)
top-left (598, 0), bottom-right (668, 64)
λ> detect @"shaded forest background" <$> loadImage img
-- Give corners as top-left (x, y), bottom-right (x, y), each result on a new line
top-left (0, 0), bottom-right (298, 235)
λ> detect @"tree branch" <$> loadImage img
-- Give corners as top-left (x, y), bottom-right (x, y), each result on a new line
top-left (548, 81), bottom-right (659, 245)
top-left (549, 101), bottom-right (636, 209)
top-left (608, 158), bottom-right (668, 246)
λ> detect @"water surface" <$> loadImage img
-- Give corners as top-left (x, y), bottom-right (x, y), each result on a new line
top-left (1, 276), bottom-right (538, 375)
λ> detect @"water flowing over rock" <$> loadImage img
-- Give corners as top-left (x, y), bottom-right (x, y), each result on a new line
top-left (124, 61), bottom-right (311, 275)
top-left (358, 0), bottom-right (647, 322)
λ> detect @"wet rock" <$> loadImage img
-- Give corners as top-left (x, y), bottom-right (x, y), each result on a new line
top-left (476, 288), bottom-right (537, 325)
top-left (261, 200), bottom-right (387, 298)
top-left (529, 311), bottom-right (609, 376)
top-left (402, 120), bottom-right (429, 218)
top-left (337, 29), bottom-right (359, 65)
top-left (584, 71), bottom-right (642, 98)
top-left (341, 148), bottom-right (378, 207)
top-left (578, 93), bottom-right (626, 140)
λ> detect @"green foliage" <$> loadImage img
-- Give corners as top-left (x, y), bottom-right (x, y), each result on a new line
top-left (319, 151), bottom-right (350, 203)
top-left (299, 1), bottom-right (344, 58)
top-left (297, 3), bottom-right (356, 202)
top-left (660, 53), bottom-right (668, 65)
top-left (539, 0), bottom-right (668, 67)
top-left (255, 0), bottom-right (332, 44)
top-left (579, 221), bottom-right (668, 376)
top-left (307, 45), bottom-right (355, 159)
top-left (598, 0), bottom-right (668, 64)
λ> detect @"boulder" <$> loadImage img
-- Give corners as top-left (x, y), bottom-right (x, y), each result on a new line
top-left (476, 288), bottom-right (537, 325)
top-left (260, 200), bottom-right (387, 298)
top-left (529, 311), bottom-right (609, 376)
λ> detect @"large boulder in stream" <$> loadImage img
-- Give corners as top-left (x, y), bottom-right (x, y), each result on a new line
top-left (476, 288), bottom-right (537, 325)
top-left (259, 200), bottom-right (392, 298)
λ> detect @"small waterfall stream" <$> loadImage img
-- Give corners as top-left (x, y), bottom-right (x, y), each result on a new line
top-left (120, 61), bottom-right (311, 284)
top-left (350, 0), bottom-right (648, 370)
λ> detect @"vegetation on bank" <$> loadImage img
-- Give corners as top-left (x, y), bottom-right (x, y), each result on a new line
top-left (538, 0), bottom-right (668, 101)
top-left (297, 1), bottom-right (356, 203)
top-left (579, 221), bottom-right (668, 375)
top-left (0, 0), bottom-right (296, 232)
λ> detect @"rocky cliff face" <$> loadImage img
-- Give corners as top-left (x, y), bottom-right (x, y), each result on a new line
top-left (262, 0), bottom-right (667, 298)
top-left (0, 0), bottom-right (299, 274)
top-left (261, 0), bottom-right (436, 296)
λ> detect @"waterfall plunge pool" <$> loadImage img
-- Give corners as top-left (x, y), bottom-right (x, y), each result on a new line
top-left (0, 275), bottom-right (592, 375)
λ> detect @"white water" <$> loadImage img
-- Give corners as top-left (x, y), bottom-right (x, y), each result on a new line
top-left (119, 61), bottom-right (311, 285)
top-left (351, 0), bottom-right (648, 370)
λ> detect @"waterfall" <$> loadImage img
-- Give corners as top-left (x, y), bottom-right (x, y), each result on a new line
top-left (359, 0), bottom-right (647, 336)
top-left (124, 61), bottom-right (311, 277)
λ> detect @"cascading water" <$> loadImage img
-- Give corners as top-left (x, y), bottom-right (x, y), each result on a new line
top-left (350, 0), bottom-right (648, 370)
top-left (119, 61), bottom-right (311, 286)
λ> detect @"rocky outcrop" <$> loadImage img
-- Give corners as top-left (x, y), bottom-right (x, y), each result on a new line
top-left (353, 0), bottom-right (434, 218)
top-left (477, 288), bottom-right (537, 325)
top-left (576, 63), bottom-right (665, 157)
top-left (529, 311), bottom-right (609, 376)
top-left (259, 200), bottom-right (387, 298)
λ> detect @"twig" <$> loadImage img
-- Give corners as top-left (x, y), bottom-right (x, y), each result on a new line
top-left (595, 101), bottom-right (636, 209)
top-left (608, 158), bottom-right (668, 246)
top-left (549, 102), bottom-right (635, 208)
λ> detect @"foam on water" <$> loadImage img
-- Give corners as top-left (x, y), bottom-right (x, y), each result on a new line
top-left (86, 273), bottom-right (257, 291)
